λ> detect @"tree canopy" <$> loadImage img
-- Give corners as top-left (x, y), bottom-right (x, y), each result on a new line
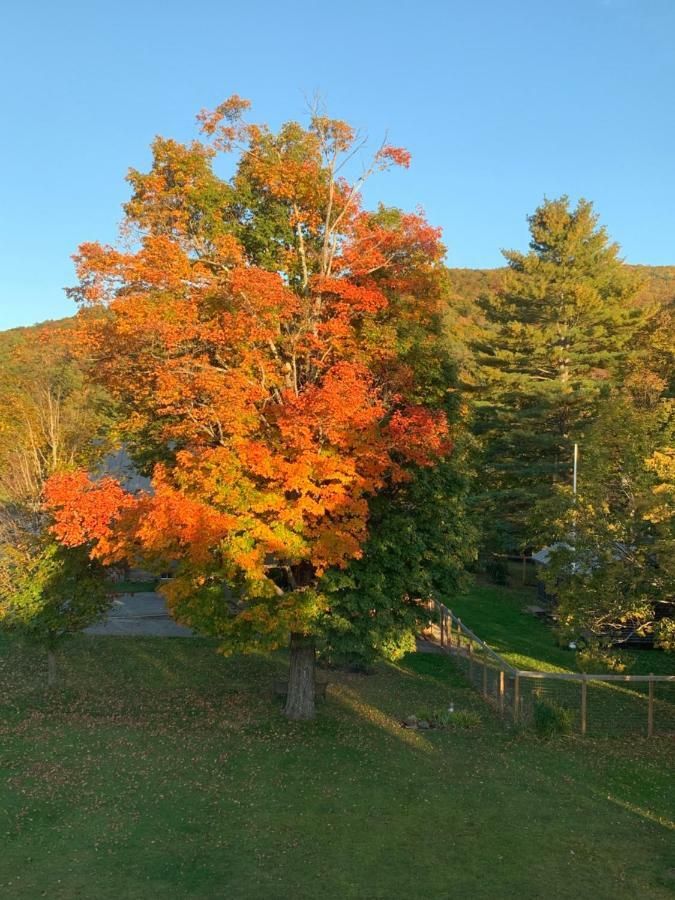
top-left (1, 114), bottom-right (673, 682)
top-left (44, 97), bottom-right (457, 717)
top-left (533, 390), bottom-right (674, 649)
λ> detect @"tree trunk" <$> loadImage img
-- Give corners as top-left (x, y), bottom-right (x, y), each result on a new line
top-left (284, 632), bottom-right (316, 720)
top-left (47, 647), bottom-right (57, 689)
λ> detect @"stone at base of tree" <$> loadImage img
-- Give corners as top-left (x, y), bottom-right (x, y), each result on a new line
top-left (274, 679), bottom-right (329, 699)
top-left (403, 715), bottom-right (418, 728)
top-left (417, 720), bottom-right (430, 729)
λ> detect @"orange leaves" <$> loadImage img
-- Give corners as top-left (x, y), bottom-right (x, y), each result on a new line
top-left (376, 145), bottom-right (412, 169)
top-left (310, 116), bottom-right (355, 154)
top-left (209, 233), bottom-right (245, 268)
top-left (241, 125), bottom-right (329, 231)
top-left (124, 136), bottom-right (229, 241)
top-left (239, 440), bottom-right (276, 480)
top-left (279, 362), bottom-right (384, 448)
top-left (53, 97), bottom-right (454, 628)
top-left (134, 235), bottom-right (194, 287)
top-left (134, 475), bottom-right (236, 566)
top-left (311, 276), bottom-right (388, 316)
top-left (71, 236), bottom-right (195, 307)
top-left (227, 266), bottom-right (299, 328)
top-left (196, 95), bottom-right (251, 151)
top-left (43, 471), bottom-right (138, 562)
top-left (386, 407), bottom-right (452, 468)
top-left (340, 209), bottom-right (444, 284)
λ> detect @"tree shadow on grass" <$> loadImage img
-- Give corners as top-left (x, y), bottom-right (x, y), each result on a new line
top-left (0, 635), bottom-right (289, 734)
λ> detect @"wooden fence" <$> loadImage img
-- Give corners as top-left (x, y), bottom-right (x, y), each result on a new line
top-left (425, 599), bottom-right (675, 738)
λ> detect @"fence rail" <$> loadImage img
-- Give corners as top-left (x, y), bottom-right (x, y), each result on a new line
top-left (424, 599), bottom-right (675, 738)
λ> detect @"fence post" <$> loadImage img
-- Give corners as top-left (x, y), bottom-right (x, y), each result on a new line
top-left (514, 673), bottom-right (520, 722)
top-left (457, 619), bottom-right (463, 651)
top-left (468, 638), bottom-right (474, 681)
top-left (580, 676), bottom-right (587, 736)
top-left (440, 607), bottom-right (445, 648)
top-left (648, 675), bottom-right (654, 738)
top-left (499, 669), bottom-right (505, 715)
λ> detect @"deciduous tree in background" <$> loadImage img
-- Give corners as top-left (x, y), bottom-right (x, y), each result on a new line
top-left (532, 389), bottom-right (674, 649)
top-left (0, 331), bottom-right (111, 684)
top-left (45, 98), bottom-right (456, 718)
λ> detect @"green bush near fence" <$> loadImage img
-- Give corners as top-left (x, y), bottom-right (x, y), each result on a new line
top-left (436, 583), bottom-right (675, 737)
top-left (533, 698), bottom-right (574, 738)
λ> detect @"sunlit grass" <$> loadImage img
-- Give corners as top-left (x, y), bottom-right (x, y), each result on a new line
top-left (450, 581), bottom-right (674, 676)
top-left (0, 633), bottom-right (673, 899)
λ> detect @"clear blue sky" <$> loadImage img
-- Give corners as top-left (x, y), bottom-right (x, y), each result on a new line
top-left (1, 0), bottom-right (673, 330)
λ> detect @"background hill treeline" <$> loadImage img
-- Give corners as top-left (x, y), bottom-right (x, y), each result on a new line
top-left (4, 265), bottom-right (672, 369)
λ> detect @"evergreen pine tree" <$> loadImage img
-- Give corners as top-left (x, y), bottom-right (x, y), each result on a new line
top-left (472, 196), bottom-right (648, 551)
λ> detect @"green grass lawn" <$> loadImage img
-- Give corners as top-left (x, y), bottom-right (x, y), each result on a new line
top-left (449, 581), bottom-right (675, 676)
top-left (109, 579), bottom-right (159, 594)
top-left (1, 631), bottom-right (674, 899)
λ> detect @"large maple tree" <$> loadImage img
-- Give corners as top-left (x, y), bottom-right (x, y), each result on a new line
top-left (44, 97), bottom-right (453, 718)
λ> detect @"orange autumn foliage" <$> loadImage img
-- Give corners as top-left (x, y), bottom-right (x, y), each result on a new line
top-left (44, 471), bottom-right (136, 561)
top-left (45, 97), bottom-right (451, 642)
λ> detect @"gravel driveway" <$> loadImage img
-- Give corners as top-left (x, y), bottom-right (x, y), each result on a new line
top-left (85, 592), bottom-right (194, 637)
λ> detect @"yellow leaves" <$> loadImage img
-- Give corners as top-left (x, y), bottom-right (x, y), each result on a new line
top-left (644, 447), bottom-right (674, 524)
top-left (645, 447), bottom-right (675, 481)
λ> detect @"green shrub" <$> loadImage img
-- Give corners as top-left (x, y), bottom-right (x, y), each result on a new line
top-left (576, 644), bottom-right (633, 674)
top-left (533, 699), bottom-right (573, 738)
top-left (430, 708), bottom-right (454, 727)
top-left (416, 707), bottom-right (434, 724)
top-left (448, 709), bottom-right (482, 730)
top-left (485, 558), bottom-right (509, 585)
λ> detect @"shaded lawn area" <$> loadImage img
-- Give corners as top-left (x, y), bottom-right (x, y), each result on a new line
top-left (449, 582), bottom-right (675, 676)
top-left (109, 579), bottom-right (159, 595)
top-left (0, 634), bottom-right (674, 899)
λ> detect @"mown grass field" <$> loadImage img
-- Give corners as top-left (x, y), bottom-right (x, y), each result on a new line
top-left (1, 596), bottom-right (674, 900)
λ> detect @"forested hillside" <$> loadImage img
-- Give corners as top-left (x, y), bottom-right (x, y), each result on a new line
top-left (5, 266), bottom-right (672, 358)
top-left (447, 264), bottom-right (675, 310)
top-left (0, 318), bottom-right (72, 367)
